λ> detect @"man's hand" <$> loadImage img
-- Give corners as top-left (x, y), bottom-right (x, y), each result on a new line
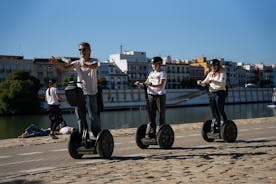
top-left (145, 81), bottom-right (152, 86)
top-left (49, 56), bottom-right (57, 65)
top-left (197, 80), bottom-right (202, 85)
top-left (134, 81), bottom-right (140, 86)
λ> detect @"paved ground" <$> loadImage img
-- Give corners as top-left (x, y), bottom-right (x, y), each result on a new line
top-left (0, 117), bottom-right (275, 184)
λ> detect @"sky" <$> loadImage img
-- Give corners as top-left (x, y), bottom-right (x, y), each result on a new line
top-left (0, 0), bottom-right (276, 65)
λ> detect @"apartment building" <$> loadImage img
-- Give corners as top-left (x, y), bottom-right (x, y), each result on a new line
top-left (33, 57), bottom-right (78, 88)
top-left (0, 55), bottom-right (33, 82)
top-left (109, 51), bottom-right (150, 85)
top-left (98, 62), bottom-right (128, 89)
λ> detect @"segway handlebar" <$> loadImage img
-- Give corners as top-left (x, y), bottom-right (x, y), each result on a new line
top-left (67, 81), bottom-right (83, 85)
top-left (133, 82), bottom-right (151, 89)
top-left (197, 80), bottom-right (210, 91)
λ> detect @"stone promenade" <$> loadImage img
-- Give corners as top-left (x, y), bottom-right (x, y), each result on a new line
top-left (0, 117), bottom-right (275, 184)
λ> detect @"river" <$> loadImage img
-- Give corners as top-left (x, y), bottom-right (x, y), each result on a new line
top-left (0, 103), bottom-right (275, 140)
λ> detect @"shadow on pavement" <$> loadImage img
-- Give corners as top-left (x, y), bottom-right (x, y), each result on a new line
top-left (0, 179), bottom-right (45, 184)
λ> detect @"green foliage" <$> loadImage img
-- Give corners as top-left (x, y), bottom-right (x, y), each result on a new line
top-left (0, 71), bottom-right (42, 114)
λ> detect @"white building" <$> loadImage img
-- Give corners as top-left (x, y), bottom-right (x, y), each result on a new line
top-left (165, 60), bottom-right (192, 89)
top-left (221, 59), bottom-right (248, 87)
top-left (109, 51), bottom-right (150, 85)
top-left (98, 61), bottom-right (128, 89)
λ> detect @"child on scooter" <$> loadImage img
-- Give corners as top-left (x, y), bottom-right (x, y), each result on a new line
top-left (135, 56), bottom-right (167, 138)
top-left (197, 59), bottom-right (227, 133)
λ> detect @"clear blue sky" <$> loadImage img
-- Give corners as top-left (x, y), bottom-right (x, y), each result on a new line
top-left (0, 0), bottom-right (275, 64)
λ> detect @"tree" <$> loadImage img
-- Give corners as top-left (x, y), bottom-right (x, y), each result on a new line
top-left (0, 71), bottom-right (42, 114)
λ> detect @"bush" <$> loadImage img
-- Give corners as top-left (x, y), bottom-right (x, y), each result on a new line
top-left (0, 71), bottom-right (42, 114)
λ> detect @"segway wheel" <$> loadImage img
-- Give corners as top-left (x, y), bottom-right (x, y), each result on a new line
top-left (221, 120), bottom-right (238, 143)
top-left (68, 131), bottom-right (83, 159)
top-left (136, 124), bottom-right (149, 149)
top-left (201, 120), bottom-right (215, 142)
top-left (157, 124), bottom-right (174, 149)
top-left (96, 130), bottom-right (114, 159)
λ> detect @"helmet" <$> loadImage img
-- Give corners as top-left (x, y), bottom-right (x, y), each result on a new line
top-left (151, 56), bottom-right (162, 64)
top-left (210, 59), bottom-right (220, 66)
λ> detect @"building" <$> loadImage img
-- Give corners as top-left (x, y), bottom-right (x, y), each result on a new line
top-left (165, 60), bottom-right (190, 89)
top-left (98, 61), bottom-right (128, 89)
top-left (33, 57), bottom-right (78, 88)
top-left (0, 55), bottom-right (33, 82)
top-left (109, 51), bottom-right (150, 85)
top-left (190, 56), bottom-right (209, 76)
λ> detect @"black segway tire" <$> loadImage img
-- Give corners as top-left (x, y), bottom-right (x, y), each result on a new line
top-left (136, 124), bottom-right (149, 149)
top-left (221, 120), bottom-right (238, 143)
top-left (157, 124), bottom-right (174, 149)
top-left (96, 130), bottom-right (114, 159)
top-left (201, 120), bottom-right (215, 142)
top-left (68, 131), bottom-right (83, 159)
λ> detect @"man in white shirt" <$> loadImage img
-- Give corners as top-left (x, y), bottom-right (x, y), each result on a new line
top-left (49, 42), bottom-right (101, 137)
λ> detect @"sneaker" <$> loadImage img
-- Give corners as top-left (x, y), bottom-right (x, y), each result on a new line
top-left (50, 134), bottom-right (58, 139)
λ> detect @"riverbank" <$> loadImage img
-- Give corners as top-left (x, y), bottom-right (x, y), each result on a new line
top-left (0, 117), bottom-right (275, 183)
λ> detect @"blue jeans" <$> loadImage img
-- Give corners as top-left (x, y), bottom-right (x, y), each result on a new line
top-left (75, 94), bottom-right (101, 137)
top-left (26, 124), bottom-right (50, 137)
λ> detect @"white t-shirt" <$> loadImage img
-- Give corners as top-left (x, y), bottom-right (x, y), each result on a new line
top-left (59, 126), bottom-right (73, 134)
top-left (71, 58), bottom-right (98, 95)
top-left (147, 71), bottom-right (167, 95)
top-left (202, 70), bottom-right (227, 92)
top-left (45, 87), bottom-right (59, 105)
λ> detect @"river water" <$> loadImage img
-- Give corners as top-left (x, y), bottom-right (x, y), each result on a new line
top-left (0, 103), bottom-right (275, 140)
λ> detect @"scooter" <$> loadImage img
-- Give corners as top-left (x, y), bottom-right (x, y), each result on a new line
top-left (65, 81), bottom-right (114, 159)
top-left (199, 84), bottom-right (238, 143)
top-left (135, 82), bottom-right (174, 149)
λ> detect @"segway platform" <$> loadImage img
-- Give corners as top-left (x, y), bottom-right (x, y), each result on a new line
top-left (68, 129), bottom-right (114, 159)
top-left (136, 124), bottom-right (174, 149)
top-left (201, 120), bottom-right (238, 143)
top-left (141, 137), bottom-right (157, 145)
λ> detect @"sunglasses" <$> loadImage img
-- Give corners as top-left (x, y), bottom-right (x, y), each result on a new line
top-left (78, 48), bottom-right (86, 52)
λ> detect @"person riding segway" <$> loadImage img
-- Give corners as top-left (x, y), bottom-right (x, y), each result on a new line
top-left (134, 56), bottom-right (174, 149)
top-left (197, 59), bottom-right (237, 142)
top-left (65, 81), bottom-right (114, 159)
top-left (49, 42), bottom-right (114, 159)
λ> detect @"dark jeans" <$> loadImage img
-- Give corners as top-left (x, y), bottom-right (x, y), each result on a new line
top-left (147, 94), bottom-right (166, 132)
top-left (75, 94), bottom-right (101, 137)
top-left (48, 105), bottom-right (64, 132)
top-left (26, 124), bottom-right (50, 137)
top-left (208, 90), bottom-right (228, 123)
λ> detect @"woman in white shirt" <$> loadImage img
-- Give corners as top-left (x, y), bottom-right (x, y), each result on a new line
top-left (135, 56), bottom-right (167, 138)
top-left (197, 59), bottom-right (228, 132)
top-left (45, 79), bottom-right (66, 139)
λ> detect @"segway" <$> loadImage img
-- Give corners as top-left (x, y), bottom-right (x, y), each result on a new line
top-left (199, 84), bottom-right (238, 143)
top-left (202, 119), bottom-right (237, 142)
top-left (65, 81), bottom-right (114, 159)
top-left (135, 82), bottom-right (174, 149)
